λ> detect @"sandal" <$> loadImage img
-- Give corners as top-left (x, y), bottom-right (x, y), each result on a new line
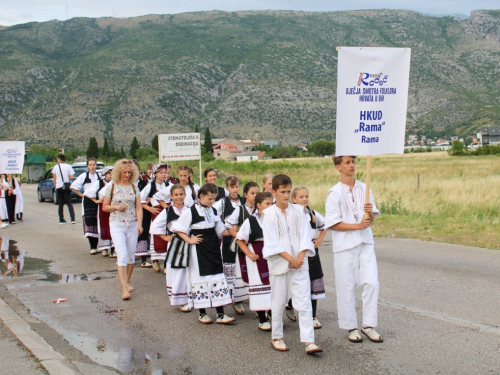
top-left (361, 326), bottom-right (384, 343)
top-left (270, 338), bottom-right (289, 351)
top-left (348, 329), bottom-right (363, 343)
top-left (305, 343), bottom-right (323, 354)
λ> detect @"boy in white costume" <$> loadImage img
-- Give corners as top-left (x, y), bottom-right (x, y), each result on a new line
top-left (324, 155), bottom-right (383, 343)
top-left (262, 174), bottom-right (323, 355)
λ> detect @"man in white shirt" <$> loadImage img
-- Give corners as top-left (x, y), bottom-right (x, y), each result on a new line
top-left (52, 154), bottom-right (75, 224)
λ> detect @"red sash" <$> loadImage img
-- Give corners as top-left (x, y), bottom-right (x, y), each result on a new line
top-left (152, 205), bottom-right (168, 253)
top-left (98, 204), bottom-right (111, 240)
top-left (251, 241), bottom-right (270, 285)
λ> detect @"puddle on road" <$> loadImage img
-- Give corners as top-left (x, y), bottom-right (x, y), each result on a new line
top-left (58, 327), bottom-right (189, 375)
top-left (3, 256), bottom-right (117, 284)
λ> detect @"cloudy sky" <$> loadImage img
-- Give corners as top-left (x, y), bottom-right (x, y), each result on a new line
top-left (1, 0), bottom-right (498, 26)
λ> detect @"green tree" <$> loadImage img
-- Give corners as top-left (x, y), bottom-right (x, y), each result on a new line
top-left (307, 140), bottom-right (336, 156)
top-left (120, 146), bottom-right (126, 158)
top-left (448, 141), bottom-right (466, 156)
top-left (151, 134), bottom-right (159, 152)
top-left (269, 146), bottom-right (297, 159)
top-left (102, 137), bottom-right (110, 157)
top-left (130, 137), bottom-right (139, 159)
top-left (251, 143), bottom-right (269, 152)
top-left (194, 124), bottom-right (200, 133)
top-left (136, 147), bottom-right (159, 161)
top-left (86, 137), bottom-right (99, 158)
top-left (204, 127), bottom-right (213, 155)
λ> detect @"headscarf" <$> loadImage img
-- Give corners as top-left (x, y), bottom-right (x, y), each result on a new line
top-left (100, 166), bottom-right (113, 178)
top-left (152, 164), bottom-right (169, 175)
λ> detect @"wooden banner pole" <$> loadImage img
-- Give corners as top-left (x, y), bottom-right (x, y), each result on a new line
top-left (364, 156), bottom-right (372, 218)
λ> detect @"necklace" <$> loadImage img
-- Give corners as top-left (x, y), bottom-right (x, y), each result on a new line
top-left (198, 203), bottom-right (212, 223)
top-left (229, 195), bottom-right (240, 203)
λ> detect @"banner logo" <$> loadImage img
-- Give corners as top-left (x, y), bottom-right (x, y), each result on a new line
top-left (357, 72), bottom-right (389, 87)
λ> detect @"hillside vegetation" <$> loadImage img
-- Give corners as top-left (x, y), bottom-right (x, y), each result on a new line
top-left (0, 9), bottom-right (499, 149)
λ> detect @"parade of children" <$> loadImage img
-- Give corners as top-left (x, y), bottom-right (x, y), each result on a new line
top-left (4, 152), bottom-right (388, 357)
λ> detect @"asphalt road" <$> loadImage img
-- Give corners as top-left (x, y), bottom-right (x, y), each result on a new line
top-left (1, 185), bottom-right (499, 374)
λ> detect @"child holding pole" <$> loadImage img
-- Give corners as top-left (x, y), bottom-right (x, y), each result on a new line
top-left (324, 155), bottom-right (383, 343)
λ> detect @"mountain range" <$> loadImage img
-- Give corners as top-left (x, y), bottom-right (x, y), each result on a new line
top-left (0, 9), bottom-right (499, 149)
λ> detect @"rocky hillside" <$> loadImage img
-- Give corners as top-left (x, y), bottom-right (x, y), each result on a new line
top-left (0, 9), bottom-right (499, 149)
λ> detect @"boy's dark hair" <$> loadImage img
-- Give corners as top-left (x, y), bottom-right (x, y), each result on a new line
top-left (272, 174), bottom-right (292, 191)
top-left (87, 158), bottom-right (96, 166)
top-left (225, 175), bottom-right (239, 187)
top-left (57, 154), bottom-right (66, 162)
top-left (198, 183), bottom-right (218, 198)
top-left (333, 155), bottom-right (357, 166)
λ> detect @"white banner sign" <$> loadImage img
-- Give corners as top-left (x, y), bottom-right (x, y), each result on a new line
top-left (0, 141), bottom-right (25, 174)
top-left (159, 133), bottom-right (201, 161)
top-left (336, 47), bottom-right (411, 156)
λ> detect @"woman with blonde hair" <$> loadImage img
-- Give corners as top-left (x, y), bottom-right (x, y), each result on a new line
top-left (103, 159), bottom-right (143, 300)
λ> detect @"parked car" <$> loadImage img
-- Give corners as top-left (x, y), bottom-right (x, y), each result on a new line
top-left (37, 161), bottom-right (105, 204)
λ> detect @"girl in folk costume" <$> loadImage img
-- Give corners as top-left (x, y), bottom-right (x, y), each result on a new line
top-left (212, 176), bottom-right (243, 313)
top-left (224, 181), bottom-right (261, 314)
top-left (70, 159), bottom-right (101, 254)
top-left (236, 192), bottom-right (274, 331)
top-left (14, 175), bottom-right (23, 222)
top-left (262, 174), bottom-right (274, 193)
top-left (149, 184), bottom-right (191, 311)
top-left (137, 164), bottom-right (169, 271)
top-left (4, 175), bottom-right (20, 224)
top-left (188, 167), bottom-right (200, 192)
top-left (0, 175), bottom-right (8, 225)
top-left (155, 166), bottom-right (199, 208)
top-left (291, 186), bottom-right (327, 329)
top-left (262, 173), bottom-right (276, 203)
top-left (138, 163), bottom-right (154, 192)
top-left (203, 168), bottom-right (228, 201)
top-left (84, 167), bottom-right (114, 257)
top-left (173, 183), bottom-right (235, 324)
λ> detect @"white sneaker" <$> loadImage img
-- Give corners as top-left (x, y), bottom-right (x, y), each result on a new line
top-left (216, 314), bottom-right (235, 324)
top-left (90, 249), bottom-right (97, 255)
top-left (258, 322), bottom-right (271, 331)
top-left (179, 304), bottom-right (192, 313)
top-left (0, 223), bottom-right (9, 229)
top-left (102, 250), bottom-right (108, 256)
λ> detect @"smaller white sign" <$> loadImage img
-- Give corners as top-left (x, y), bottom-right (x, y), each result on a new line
top-left (159, 133), bottom-right (201, 161)
top-left (0, 141), bottom-right (25, 174)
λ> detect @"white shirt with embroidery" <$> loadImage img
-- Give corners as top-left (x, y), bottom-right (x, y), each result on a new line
top-left (324, 180), bottom-right (380, 253)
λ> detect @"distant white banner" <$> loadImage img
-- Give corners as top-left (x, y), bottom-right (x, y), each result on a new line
top-left (0, 141), bottom-right (25, 174)
top-left (336, 47), bottom-right (411, 156)
top-left (159, 133), bottom-right (201, 161)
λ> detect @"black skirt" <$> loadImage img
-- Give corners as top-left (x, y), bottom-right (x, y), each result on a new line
top-left (308, 247), bottom-right (324, 281)
top-left (191, 227), bottom-right (223, 276)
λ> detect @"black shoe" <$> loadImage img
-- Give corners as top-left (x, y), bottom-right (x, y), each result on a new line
top-left (59, 219), bottom-right (67, 224)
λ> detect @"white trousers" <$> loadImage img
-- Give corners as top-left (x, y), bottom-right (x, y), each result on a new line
top-left (334, 243), bottom-right (379, 330)
top-left (110, 221), bottom-right (138, 266)
top-left (270, 269), bottom-right (314, 343)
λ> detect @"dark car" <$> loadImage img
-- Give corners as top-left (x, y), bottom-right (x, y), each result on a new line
top-left (37, 162), bottom-right (104, 204)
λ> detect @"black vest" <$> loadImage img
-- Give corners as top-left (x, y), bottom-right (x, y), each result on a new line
top-left (247, 216), bottom-right (263, 243)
